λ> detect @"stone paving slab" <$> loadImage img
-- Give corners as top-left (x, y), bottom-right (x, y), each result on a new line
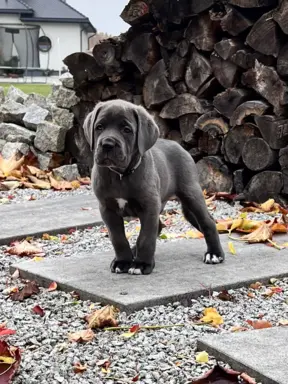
top-left (198, 327), bottom-right (288, 384)
top-left (0, 195), bottom-right (102, 244)
top-left (11, 235), bottom-right (288, 313)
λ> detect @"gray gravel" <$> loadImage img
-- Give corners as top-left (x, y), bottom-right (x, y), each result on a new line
top-left (0, 196), bottom-right (286, 383)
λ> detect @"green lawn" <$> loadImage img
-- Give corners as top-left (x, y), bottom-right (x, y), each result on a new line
top-left (0, 83), bottom-right (52, 97)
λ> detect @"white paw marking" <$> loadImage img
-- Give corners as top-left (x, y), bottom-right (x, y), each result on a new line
top-left (204, 253), bottom-right (223, 264)
top-left (128, 267), bottom-right (142, 275)
top-left (115, 267), bottom-right (124, 273)
top-left (116, 198), bottom-right (127, 210)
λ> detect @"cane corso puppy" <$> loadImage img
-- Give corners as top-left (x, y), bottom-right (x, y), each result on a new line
top-left (83, 99), bottom-right (225, 275)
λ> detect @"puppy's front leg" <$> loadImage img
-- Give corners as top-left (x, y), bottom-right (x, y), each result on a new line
top-left (100, 206), bottom-right (133, 273)
top-left (128, 211), bottom-right (159, 275)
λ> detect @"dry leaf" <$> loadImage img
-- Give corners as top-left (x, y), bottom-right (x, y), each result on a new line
top-left (0, 155), bottom-right (25, 177)
top-left (200, 307), bottom-right (223, 327)
top-left (33, 256), bottom-right (44, 262)
top-left (121, 324), bottom-right (140, 338)
top-left (11, 269), bottom-right (20, 279)
top-left (279, 319), bottom-right (288, 326)
top-left (0, 325), bottom-right (16, 337)
top-left (228, 241), bottom-right (236, 255)
top-left (229, 326), bottom-right (249, 332)
top-left (85, 305), bottom-right (118, 329)
top-left (6, 240), bottom-right (44, 257)
top-left (48, 282), bottom-right (57, 292)
top-left (27, 175), bottom-right (51, 190)
top-left (10, 281), bottom-right (39, 301)
top-left (249, 282), bottom-right (262, 290)
top-left (192, 364), bottom-right (256, 384)
top-left (229, 218), bottom-right (243, 233)
top-left (49, 175), bottom-right (73, 191)
top-left (195, 351), bottom-right (209, 363)
top-left (218, 290), bottom-right (233, 302)
top-left (185, 229), bottom-right (204, 239)
top-left (0, 340), bottom-right (21, 383)
top-left (247, 292), bottom-right (255, 298)
top-left (246, 319), bottom-right (272, 329)
top-left (240, 222), bottom-right (273, 243)
top-left (132, 373), bottom-right (140, 382)
top-left (73, 362), bottom-right (87, 373)
top-left (32, 305), bottom-right (45, 317)
top-left (68, 329), bottom-right (95, 343)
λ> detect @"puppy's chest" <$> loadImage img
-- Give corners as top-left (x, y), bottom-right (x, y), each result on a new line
top-left (106, 197), bottom-right (140, 217)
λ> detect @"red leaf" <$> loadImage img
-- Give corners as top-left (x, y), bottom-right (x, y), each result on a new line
top-left (129, 324), bottom-right (140, 333)
top-left (0, 327), bottom-right (16, 337)
top-left (246, 320), bottom-right (272, 329)
top-left (48, 282), bottom-right (57, 292)
top-left (192, 364), bottom-right (256, 384)
top-left (10, 281), bottom-right (39, 301)
top-left (68, 228), bottom-right (76, 234)
top-left (0, 340), bottom-right (21, 383)
top-left (32, 305), bottom-right (45, 317)
top-left (132, 373), bottom-right (140, 382)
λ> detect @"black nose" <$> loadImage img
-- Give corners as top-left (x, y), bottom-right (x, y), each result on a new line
top-left (101, 138), bottom-right (115, 151)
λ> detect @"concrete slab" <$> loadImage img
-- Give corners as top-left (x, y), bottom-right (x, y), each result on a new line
top-left (198, 327), bottom-right (288, 384)
top-left (11, 235), bottom-right (288, 313)
top-left (0, 195), bottom-right (102, 244)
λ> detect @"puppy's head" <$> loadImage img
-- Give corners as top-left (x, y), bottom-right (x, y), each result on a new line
top-left (83, 99), bottom-right (159, 169)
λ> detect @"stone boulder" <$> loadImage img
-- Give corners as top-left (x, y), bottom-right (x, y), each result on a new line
top-left (0, 87), bottom-right (4, 104)
top-left (51, 105), bottom-right (74, 130)
top-left (0, 123), bottom-right (35, 144)
top-left (55, 86), bottom-right (79, 109)
top-left (34, 122), bottom-right (68, 153)
top-left (0, 139), bottom-right (5, 153)
top-left (23, 104), bottom-right (52, 131)
top-left (30, 147), bottom-right (65, 170)
top-left (24, 93), bottom-right (48, 109)
top-left (6, 86), bottom-right (28, 104)
top-left (1, 142), bottom-right (30, 159)
top-left (60, 72), bottom-right (74, 89)
top-left (0, 100), bottom-right (27, 124)
top-left (53, 164), bottom-right (80, 181)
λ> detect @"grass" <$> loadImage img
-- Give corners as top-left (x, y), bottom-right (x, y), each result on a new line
top-left (0, 83), bottom-right (52, 97)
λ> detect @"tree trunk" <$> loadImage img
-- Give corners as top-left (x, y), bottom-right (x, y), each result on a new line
top-left (185, 47), bottom-right (212, 94)
top-left (210, 52), bottom-right (239, 89)
top-left (230, 100), bottom-right (270, 127)
top-left (254, 115), bottom-right (288, 149)
top-left (213, 88), bottom-right (253, 118)
top-left (242, 137), bottom-right (278, 171)
top-left (244, 171), bottom-right (283, 203)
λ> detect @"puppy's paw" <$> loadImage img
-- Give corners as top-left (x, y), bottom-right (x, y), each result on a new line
top-left (204, 252), bottom-right (225, 264)
top-left (128, 261), bottom-right (155, 275)
top-left (110, 259), bottom-right (131, 273)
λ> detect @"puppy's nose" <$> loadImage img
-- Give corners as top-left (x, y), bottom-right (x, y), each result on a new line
top-left (101, 138), bottom-right (116, 151)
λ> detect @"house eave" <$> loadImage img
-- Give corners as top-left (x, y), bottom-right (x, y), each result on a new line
top-left (19, 16), bottom-right (96, 33)
top-left (0, 9), bottom-right (32, 14)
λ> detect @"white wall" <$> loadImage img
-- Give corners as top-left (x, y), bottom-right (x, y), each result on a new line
top-left (0, 14), bottom-right (19, 23)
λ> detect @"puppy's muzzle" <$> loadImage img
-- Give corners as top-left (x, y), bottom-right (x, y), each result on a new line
top-left (101, 137), bottom-right (117, 152)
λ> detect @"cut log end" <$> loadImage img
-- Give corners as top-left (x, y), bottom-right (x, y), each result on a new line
top-left (242, 137), bottom-right (278, 171)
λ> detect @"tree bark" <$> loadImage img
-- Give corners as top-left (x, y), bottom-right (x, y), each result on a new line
top-left (230, 100), bottom-right (270, 127)
top-left (213, 88), bottom-right (253, 118)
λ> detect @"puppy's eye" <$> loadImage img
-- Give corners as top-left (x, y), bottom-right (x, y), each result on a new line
top-left (123, 127), bottom-right (132, 134)
top-left (96, 124), bottom-right (104, 131)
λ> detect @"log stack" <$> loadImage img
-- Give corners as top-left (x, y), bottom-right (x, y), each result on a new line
top-left (64, 0), bottom-right (288, 204)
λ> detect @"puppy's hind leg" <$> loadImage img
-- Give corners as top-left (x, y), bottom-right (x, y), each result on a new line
top-left (178, 184), bottom-right (225, 264)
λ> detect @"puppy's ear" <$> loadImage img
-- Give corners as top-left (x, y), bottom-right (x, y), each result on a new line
top-left (136, 105), bottom-right (160, 156)
top-left (83, 102), bottom-right (103, 151)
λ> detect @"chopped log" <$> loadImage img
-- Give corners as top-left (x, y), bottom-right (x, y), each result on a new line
top-left (277, 43), bottom-right (288, 77)
top-left (184, 14), bottom-right (220, 51)
top-left (120, 1), bottom-right (150, 25)
top-left (244, 171), bottom-right (283, 203)
top-left (233, 169), bottom-right (246, 194)
top-left (229, 0), bottom-right (278, 7)
top-left (122, 33), bottom-right (160, 74)
top-left (63, 53), bottom-right (105, 85)
top-left (185, 47), bottom-right (212, 94)
top-left (242, 137), bottom-right (278, 171)
top-left (198, 134), bottom-right (222, 155)
top-left (279, 146), bottom-right (288, 193)
top-left (220, 5), bottom-right (253, 36)
top-left (149, 111), bottom-right (170, 138)
top-left (189, 147), bottom-right (203, 162)
top-left (214, 38), bottom-right (244, 60)
top-left (213, 88), bottom-right (253, 118)
top-left (196, 156), bottom-right (234, 193)
top-left (167, 130), bottom-right (182, 144)
top-left (156, 30), bottom-right (184, 50)
top-left (195, 111), bottom-right (229, 137)
top-left (254, 115), bottom-right (288, 149)
top-left (190, 0), bottom-right (214, 13)
top-left (230, 100), bottom-right (270, 127)
top-left (242, 61), bottom-right (288, 115)
top-left (231, 48), bottom-right (276, 69)
top-left (274, 0), bottom-right (288, 34)
top-left (174, 81), bottom-right (188, 94)
top-left (75, 82), bottom-right (105, 102)
top-left (210, 52), bottom-right (239, 89)
top-left (150, 1), bottom-right (190, 25)
top-left (223, 123), bottom-right (259, 164)
top-left (101, 85), bottom-right (118, 100)
top-left (196, 77), bottom-right (223, 99)
top-left (176, 39), bottom-right (190, 58)
top-left (168, 52), bottom-right (187, 82)
top-left (143, 59), bottom-right (176, 109)
top-left (246, 11), bottom-right (282, 58)
top-left (133, 95), bottom-right (144, 105)
top-left (179, 114), bottom-right (199, 143)
top-left (159, 94), bottom-right (205, 119)
top-left (92, 38), bottom-right (124, 80)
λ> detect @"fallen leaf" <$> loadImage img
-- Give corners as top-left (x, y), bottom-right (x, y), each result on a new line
top-left (185, 229), bottom-right (204, 239)
top-left (279, 319), bottom-right (288, 326)
top-left (10, 281), bottom-right (39, 301)
top-left (121, 324), bottom-right (140, 338)
top-left (85, 305), bottom-right (118, 329)
top-left (33, 256), bottom-right (44, 262)
top-left (96, 359), bottom-right (111, 369)
top-left (71, 180), bottom-right (81, 189)
top-left (192, 364), bottom-right (256, 384)
top-left (249, 282), bottom-right (262, 290)
top-left (6, 240), bottom-right (44, 257)
top-left (229, 218), bottom-right (243, 233)
top-left (247, 292), bottom-right (255, 298)
top-left (228, 241), bottom-right (236, 255)
top-left (81, 207), bottom-right (93, 211)
top-left (132, 373), bottom-right (140, 382)
top-left (26, 175), bottom-right (51, 190)
top-left (78, 177), bottom-right (91, 185)
top-left (11, 269), bottom-right (20, 279)
top-left (32, 305), bottom-right (45, 317)
top-left (0, 155), bottom-right (25, 177)
top-left (195, 351), bottom-right (209, 363)
top-left (0, 325), bottom-right (16, 337)
top-left (49, 175), bottom-right (73, 191)
top-left (218, 290), bottom-right (233, 302)
top-left (47, 282), bottom-right (57, 292)
top-left (73, 362), bottom-right (87, 374)
top-left (42, 233), bottom-right (59, 241)
top-left (200, 307), bottom-right (223, 327)
top-left (246, 319), bottom-right (272, 329)
top-left (0, 340), bottom-right (21, 383)
top-left (68, 329), bottom-right (95, 343)
top-left (229, 326), bottom-right (249, 332)
top-left (240, 222), bottom-right (273, 243)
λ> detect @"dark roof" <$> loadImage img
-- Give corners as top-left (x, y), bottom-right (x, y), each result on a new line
top-left (0, 0), bottom-right (96, 32)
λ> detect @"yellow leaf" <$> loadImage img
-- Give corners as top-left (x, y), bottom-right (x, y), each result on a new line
top-left (33, 257), bottom-right (44, 262)
top-left (0, 154), bottom-right (25, 177)
top-left (240, 222), bottom-right (273, 243)
top-left (200, 307), bottom-right (223, 327)
top-left (195, 351), bottom-right (209, 363)
top-left (126, 232), bottom-right (133, 240)
top-left (240, 219), bottom-right (261, 231)
top-left (85, 305), bottom-right (118, 329)
top-left (121, 332), bottom-right (136, 338)
top-left (229, 219), bottom-right (243, 233)
top-left (185, 229), bottom-right (204, 239)
top-left (71, 180), bottom-right (81, 189)
top-left (260, 199), bottom-right (275, 212)
top-left (240, 212), bottom-right (247, 219)
top-left (68, 329), bottom-right (95, 343)
top-left (0, 356), bottom-right (16, 364)
top-left (228, 241), bottom-right (236, 255)
top-left (101, 367), bottom-right (111, 374)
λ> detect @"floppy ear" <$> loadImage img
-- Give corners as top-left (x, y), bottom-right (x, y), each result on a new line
top-left (136, 105), bottom-right (160, 156)
top-left (83, 102), bottom-right (103, 151)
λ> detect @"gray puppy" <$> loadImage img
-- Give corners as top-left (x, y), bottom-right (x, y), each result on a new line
top-left (83, 99), bottom-right (225, 275)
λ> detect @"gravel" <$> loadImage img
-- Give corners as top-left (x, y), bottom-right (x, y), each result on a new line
top-left (0, 194), bottom-right (286, 383)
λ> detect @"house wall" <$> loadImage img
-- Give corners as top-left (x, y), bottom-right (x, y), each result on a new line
top-left (0, 14), bottom-right (19, 23)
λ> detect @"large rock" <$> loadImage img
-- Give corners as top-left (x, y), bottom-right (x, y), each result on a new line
top-left (53, 164), bottom-right (80, 181)
top-left (6, 86), bottom-right (28, 104)
top-left (1, 142), bottom-right (30, 159)
top-left (24, 93), bottom-right (48, 109)
top-left (0, 123), bottom-right (35, 144)
top-left (55, 86), bottom-right (79, 109)
top-left (0, 100), bottom-right (27, 124)
top-left (60, 72), bottom-right (74, 89)
top-left (30, 147), bottom-right (65, 170)
top-left (51, 105), bottom-right (74, 130)
top-left (0, 87), bottom-right (4, 104)
top-left (34, 122), bottom-right (68, 153)
top-left (23, 104), bottom-right (52, 131)
top-left (0, 139), bottom-right (5, 153)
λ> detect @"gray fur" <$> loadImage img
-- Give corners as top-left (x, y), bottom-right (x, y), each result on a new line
top-left (83, 99), bottom-right (225, 275)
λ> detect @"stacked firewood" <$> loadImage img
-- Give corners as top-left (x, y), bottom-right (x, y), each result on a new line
top-left (64, 0), bottom-right (288, 204)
